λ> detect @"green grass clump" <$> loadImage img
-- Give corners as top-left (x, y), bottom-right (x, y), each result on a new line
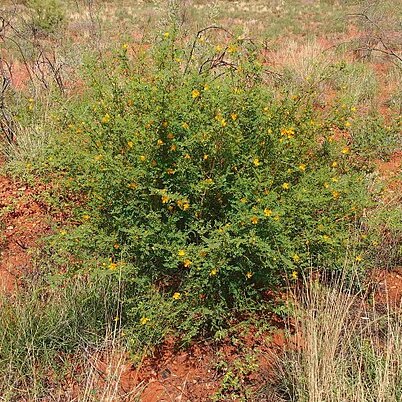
top-left (0, 275), bottom-right (120, 399)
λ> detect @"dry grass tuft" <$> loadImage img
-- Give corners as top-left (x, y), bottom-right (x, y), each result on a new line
top-left (275, 272), bottom-right (402, 402)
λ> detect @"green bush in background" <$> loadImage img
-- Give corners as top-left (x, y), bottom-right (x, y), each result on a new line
top-left (27, 0), bottom-right (65, 34)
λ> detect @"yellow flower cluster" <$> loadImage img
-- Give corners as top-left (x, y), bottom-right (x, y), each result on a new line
top-left (209, 268), bottom-right (217, 276)
top-left (280, 127), bottom-right (295, 139)
top-left (177, 199), bottom-right (190, 210)
top-left (215, 113), bottom-right (227, 127)
top-left (140, 317), bottom-right (150, 325)
top-left (251, 216), bottom-right (259, 225)
top-left (253, 158), bottom-right (261, 167)
top-left (101, 114), bottom-right (111, 124)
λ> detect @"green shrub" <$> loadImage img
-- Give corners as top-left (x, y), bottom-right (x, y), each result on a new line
top-left (350, 114), bottom-right (401, 159)
top-left (39, 34), bottom-right (372, 339)
top-left (27, 0), bottom-right (65, 34)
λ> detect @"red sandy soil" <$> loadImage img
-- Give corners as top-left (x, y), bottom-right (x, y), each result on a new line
top-left (0, 173), bottom-right (51, 291)
top-left (372, 268), bottom-right (402, 308)
top-left (376, 151), bottom-right (402, 193)
top-left (88, 327), bottom-right (286, 402)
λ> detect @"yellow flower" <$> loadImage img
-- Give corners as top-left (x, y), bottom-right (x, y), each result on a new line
top-left (82, 214), bottom-right (90, 220)
top-left (203, 154), bottom-right (209, 160)
top-left (127, 141), bottom-right (134, 148)
top-left (182, 202), bottom-right (190, 211)
top-left (192, 89), bottom-right (200, 99)
top-left (172, 292), bottom-right (181, 300)
top-left (140, 317), bottom-right (150, 325)
top-left (228, 44), bottom-right (237, 53)
top-left (322, 235), bottom-right (330, 241)
top-left (167, 168), bottom-right (175, 175)
top-left (350, 106), bottom-right (356, 112)
top-left (331, 177), bottom-right (338, 183)
top-left (139, 155), bottom-right (146, 162)
top-left (215, 44), bottom-right (223, 53)
top-left (324, 182), bottom-right (330, 189)
top-left (220, 118), bottom-right (227, 127)
top-left (162, 121), bottom-right (168, 128)
top-left (282, 182), bottom-right (290, 190)
top-left (341, 146), bottom-right (350, 154)
top-left (122, 43), bottom-right (128, 50)
top-left (273, 215), bottom-right (280, 221)
top-left (204, 178), bottom-right (214, 185)
top-left (177, 199), bottom-right (187, 210)
top-left (182, 122), bottom-right (189, 130)
top-left (240, 197), bottom-right (247, 204)
top-left (114, 243), bottom-right (120, 249)
top-left (101, 114), bottom-right (111, 124)
top-left (291, 271), bottom-right (298, 280)
top-left (108, 262), bottom-right (117, 270)
top-left (332, 190), bottom-right (340, 199)
top-left (331, 161), bottom-right (338, 168)
top-left (231, 113), bottom-right (238, 121)
top-left (246, 271), bottom-right (253, 279)
top-left (298, 164), bottom-right (306, 172)
top-left (178, 249), bottom-right (186, 257)
top-left (183, 259), bottom-right (192, 268)
top-left (184, 153), bottom-right (191, 159)
top-left (292, 254), bottom-right (300, 263)
top-left (209, 268), bottom-right (218, 276)
top-left (163, 32), bottom-right (170, 38)
top-left (161, 195), bottom-right (170, 204)
top-left (94, 154), bottom-right (103, 161)
top-left (128, 182), bottom-right (138, 189)
top-left (280, 127), bottom-right (295, 138)
top-left (253, 158), bottom-right (261, 167)
top-left (355, 255), bottom-right (363, 262)
top-left (264, 208), bottom-right (273, 217)
top-left (204, 84), bottom-right (210, 91)
top-left (170, 144), bottom-right (177, 151)
top-left (157, 139), bottom-right (164, 146)
top-left (251, 216), bottom-right (259, 225)
top-left (345, 121), bottom-right (351, 128)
